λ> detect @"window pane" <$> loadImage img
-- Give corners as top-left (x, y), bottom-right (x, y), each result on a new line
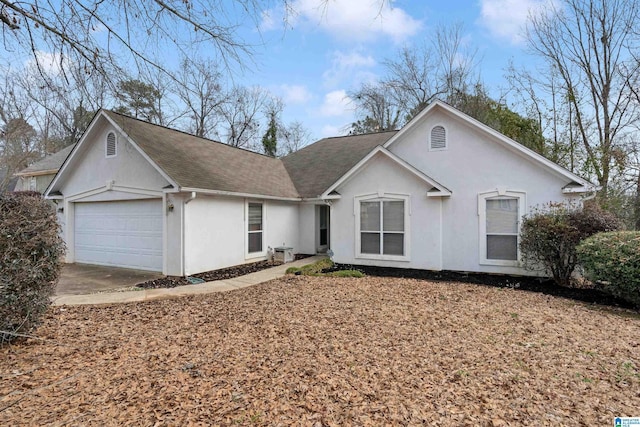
top-left (248, 203), bottom-right (262, 231)
top-left (360, 202), bottom-right (380, 231)
top-left (319, 205), bottom-right (328, 228)
top-left (486, 199), bottom-right (518, 234)
top-left (487, 235), bottom-right (517, 260)
top-left (383, 233), bottom-right (404, 255)
top-left (383, 201), bottom-right (404, 232)
top-left (361, 232), bottom-right (380, 254)
top-left (320, 229), bottom-right (328, 246)
top-left (248, 232), bottom-right (262, 253)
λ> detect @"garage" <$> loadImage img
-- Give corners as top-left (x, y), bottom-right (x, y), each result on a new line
top-left (74, 199), bottom-right (163, 272)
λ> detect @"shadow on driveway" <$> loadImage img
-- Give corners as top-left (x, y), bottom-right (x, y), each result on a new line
top-left (57, 264), bottom-right (164, 296)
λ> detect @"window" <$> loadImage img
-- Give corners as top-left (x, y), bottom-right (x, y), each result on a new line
top-left (247, 202), bottom-right (263, 254)
top-left (357, 196), bottom-right (407, 259)
top-left (486, 198), bottom-right (518, 260)
top-left (479, 191), bottom-right (525, 265)
top-left (106, 132), bottom-right (117, 157)
top-left (430, 125), bottom-right (447, 150)
top-left (319, 205), bottom-right (329, 247)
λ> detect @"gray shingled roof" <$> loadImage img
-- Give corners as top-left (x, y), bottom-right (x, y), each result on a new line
top-left (282, 131), bottom-right (398, 198)
top-left (104, 111), bottom-right (300, 199)
top-left (18, 143), bottom-right (75, 175)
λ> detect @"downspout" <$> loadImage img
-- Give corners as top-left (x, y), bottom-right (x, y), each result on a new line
top-left (182, 192), bottom-right (197, 276)
top-left (185, 191), bottom-right (197, 204)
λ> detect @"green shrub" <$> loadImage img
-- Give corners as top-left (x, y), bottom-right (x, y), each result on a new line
top-left (0, 192), bottom-right (65, 344)
top-left (519, 203), bottom-right (621, 286)
top-left (328, 270), bottom-right (364, 278)
top-left (299, 258), bottom-right (334, 276)
top-left (577, 231), bottom-right (640, 307)
top-left (285, 266), bottom-right (301, 274)
top-left (285, 258), bottom-right (365, 278)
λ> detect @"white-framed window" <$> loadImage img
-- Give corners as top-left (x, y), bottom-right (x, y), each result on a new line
top-left (430, 125), bottom-right (447, 151)
top-left (356, 194), bottom-right (410, 261)
top-left (106, 131), bottom-right (117, 157)
top-left (247, 201), bottom-right (264, 255)
top-left (29, 176), bottom-right (37, 191)
top-left (478, 190), bottom-right (526, 266)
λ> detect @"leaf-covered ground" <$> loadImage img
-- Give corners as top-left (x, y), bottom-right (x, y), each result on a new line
top-left (2, 276), bottom-right (639, 426)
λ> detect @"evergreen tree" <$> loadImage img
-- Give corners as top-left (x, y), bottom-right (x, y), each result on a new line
top-left (262, 112), bottom-right (278, 157)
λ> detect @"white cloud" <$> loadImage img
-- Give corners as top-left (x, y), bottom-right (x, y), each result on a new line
top-left (25, 51), bottom-right (68, 74)
top-left (478, 0), bottom-right (552, 44)
top-left (279, 84), bottom-right (313, 105)
top-left (292, 0), bottom-right (422, 43)
top-left (259, 9), bottom-right (278, 31)
top-left (321, 124), bottom-right (347, 137)
top-left (323, 50), bottom-right (377, 88)
top-left (319, 89), bottom-right (353, 117)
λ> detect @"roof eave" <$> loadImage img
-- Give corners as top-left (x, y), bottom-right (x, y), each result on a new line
top-left (179, 187), bottom-right (301, 202)
top-left (16, 168), bottom-right (58, 177)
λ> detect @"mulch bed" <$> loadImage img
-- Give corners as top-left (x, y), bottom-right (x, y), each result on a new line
top-left (2, 276), bottom-right (639, 425)
top-left (328, 263), bottom-right (638, 310)
top-left (138, 254), bottom-right (315, 289)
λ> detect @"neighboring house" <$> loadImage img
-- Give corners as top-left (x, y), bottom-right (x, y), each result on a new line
top-left (45, 102), bottom-right (596, 276)
top-left (15, 144), bottom-right (76, 193)
top-left (0, 167), bottom-right (18, 192)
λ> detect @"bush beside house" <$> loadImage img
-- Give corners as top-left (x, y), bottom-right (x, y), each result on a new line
top-left (0, 192), bottom-right (65, 344)
top-left (519, 203), bottom-right (621, 286)
top-left (577, 231), bottom-right (640, 307)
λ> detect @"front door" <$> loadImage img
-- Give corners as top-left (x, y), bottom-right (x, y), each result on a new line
top-left (317, 205), bottom-right (330, 253)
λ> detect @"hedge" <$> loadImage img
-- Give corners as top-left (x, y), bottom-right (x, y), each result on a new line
top-left (519, 203), bottom-right (621, 286)
top-left (577, 231), bottom-right (640, 307)
top-left (0, 192), bottom-right (65, 344)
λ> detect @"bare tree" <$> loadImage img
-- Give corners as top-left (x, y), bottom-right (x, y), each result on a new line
top-left (0, 0), bottom-right (285, 82)
top-left (349, 22), bottom-right (479, 134)
top-left (526, 0), bottom-right (640, 197)
top-left (12, 62), bottom-right (108, 152)
top-left (175, 58), bottom-right (226, 138)
top-left (349, 83), bottom-right (403, 134)
top-left (383, 22), bottom-right (479, 120)
top-left (278, 121), bottom-right (311, 155)
top-left (217, 85), bottom-right (272, 149)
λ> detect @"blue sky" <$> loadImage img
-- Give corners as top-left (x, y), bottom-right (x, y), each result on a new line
top-left (4, 0), bottom-right (549, 142)
top-left (230, 0), bottom-right (548, 139)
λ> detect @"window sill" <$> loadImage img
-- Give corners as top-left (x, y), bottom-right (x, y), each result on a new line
top-left (246, 252), bottom-right (267, 260)
top-left (356, 254), bottom-right (410, 262)
top-left (480, 259), bottom-right (521, 267)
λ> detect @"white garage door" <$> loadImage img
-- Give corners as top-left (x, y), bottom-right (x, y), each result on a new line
top-left (74, 199), bottom-right (163, 271)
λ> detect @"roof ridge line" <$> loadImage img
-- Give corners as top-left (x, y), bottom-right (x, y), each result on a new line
top-left (103, 109), bottom-right (279, 160)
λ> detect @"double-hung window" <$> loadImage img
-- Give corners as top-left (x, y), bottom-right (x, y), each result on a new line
top-left (247, 202), bottom-right (263, 254)
top-left (479, 191), bottom-right (525, 265)
top-left (357, 195), bottom-right (408, 259)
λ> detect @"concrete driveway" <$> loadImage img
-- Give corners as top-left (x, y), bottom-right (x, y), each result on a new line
top-left (56, 264), bottom-right (164, 296)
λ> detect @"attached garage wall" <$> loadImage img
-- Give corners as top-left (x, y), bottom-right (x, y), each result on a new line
top-left (74, 199), bottom-right (163, 271)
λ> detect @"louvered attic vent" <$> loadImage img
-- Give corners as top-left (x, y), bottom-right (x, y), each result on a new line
top-left (106, 132), bottom-right (117, 157)
top-left (430, 125), bottom-right (446, 150)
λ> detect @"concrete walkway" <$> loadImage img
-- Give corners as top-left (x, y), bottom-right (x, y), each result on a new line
top-left (52, 255), bottom-right (325, 306)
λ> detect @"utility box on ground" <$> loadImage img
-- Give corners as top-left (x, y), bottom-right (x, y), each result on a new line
top-left (274, 246), bottom-right (294, 263)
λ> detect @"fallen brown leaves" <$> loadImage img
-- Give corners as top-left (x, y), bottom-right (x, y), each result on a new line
top-left (2, 276), bottom-right (639, 426)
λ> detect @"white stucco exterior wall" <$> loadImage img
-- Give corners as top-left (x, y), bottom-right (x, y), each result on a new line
top-left (183, 195), bottom-right (300, 276)
top-left (183, 195), bottom-right (245, 276)
top-left (297, 203), bottom-right (317, 254)
top-left (331, 153), bottom-right (443, 270)
top-left (264, 200), bottom-right (300, 254)
top-left (55, 120), bottom-right (170, 198)
top-left (384, 108), bottom-right (580, 275)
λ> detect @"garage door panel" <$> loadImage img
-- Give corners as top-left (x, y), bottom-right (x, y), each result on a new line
top-left (74, 200), bottom-right (162, 271)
